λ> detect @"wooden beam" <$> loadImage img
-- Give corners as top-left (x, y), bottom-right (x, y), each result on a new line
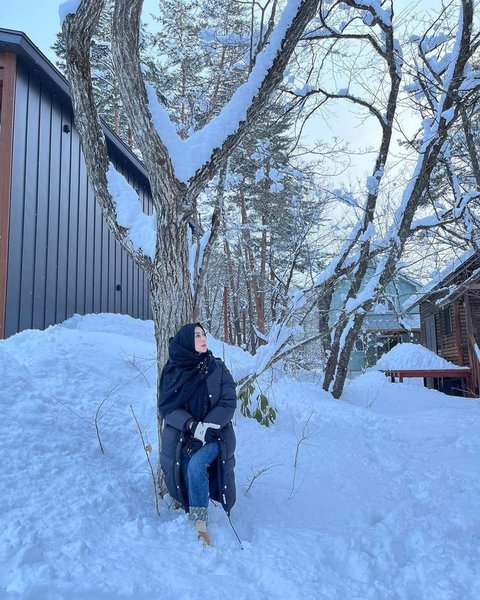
top-left (453, 299), bottom-right (464, 365)
top-left (0, 52), bottom-right (16, 339)
top-left (464, 291), bottom-right (480, 394)
top-left (382, 369), bottom-right (471, 379)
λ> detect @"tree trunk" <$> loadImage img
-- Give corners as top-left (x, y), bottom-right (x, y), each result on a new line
top-left (150, 223), bottom-right (192, 366)
top-left (150, 217), bottom-right (192, 491)
top-left (259, 214), bottom-right (267, 332)
top-left (192, 165), bottom-right (227, 320)
top-left (240, 188), bottom-right (264, 341)
top-left (224, 239), bottom-right (242, 345)
top-left (323, 258), bottom-right (370, 391)
top-left (461, 106), bottom-right (480, 188)
top-left (317, 284), bottom-right (333, 368)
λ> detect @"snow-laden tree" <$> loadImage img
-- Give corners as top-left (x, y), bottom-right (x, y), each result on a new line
top-left (235, 0), bottom-right (478, 400)
top-left (146, 0), bottom-right (252, 136)
top-left (61, 0), bottom-right (322, 470)
top-left (61, 0), bottom-right (478, 421)
top-left (316, 0), bottom-right (478, 398)
top-left (207, 102), bottom-right (323, 353)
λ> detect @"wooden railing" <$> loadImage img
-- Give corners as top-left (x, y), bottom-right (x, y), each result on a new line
top-left (381, 368), bottom-right (473, 397)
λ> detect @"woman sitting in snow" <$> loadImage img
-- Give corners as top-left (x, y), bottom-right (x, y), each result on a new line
top-left (158, 323), bottom-right (237, 546)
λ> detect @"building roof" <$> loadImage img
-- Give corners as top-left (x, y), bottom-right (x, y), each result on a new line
top-left (403, 248), bottom-right (480, 310)
top-left (364, 313), bottom-right (420, 332)
top-left (0, 27), bottom-right (150, 189)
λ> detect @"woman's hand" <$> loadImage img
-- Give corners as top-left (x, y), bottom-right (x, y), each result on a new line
top-left (192, 421), bottom-right (221, 444)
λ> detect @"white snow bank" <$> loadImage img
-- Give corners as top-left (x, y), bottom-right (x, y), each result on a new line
top-left (344, 370), bottom-right (470, 416)
top-left (374, 342), bottom-right (468, 370)
top-left (60, 312), bottom-right (155, 341)
top-left (0, 314), bottom-right (478, 599)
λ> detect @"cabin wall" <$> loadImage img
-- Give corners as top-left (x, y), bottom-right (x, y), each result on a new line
top-left (420, 293), bottom-right (480, 369)
top-left (0, 52), bottom-right (16, 338)
top-left (3, 57), bottom-right (152, 338)
top-left (420, 298), bottom-right (467, 366)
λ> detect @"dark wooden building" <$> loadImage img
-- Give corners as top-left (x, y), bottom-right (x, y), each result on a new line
top-left (414, 250), bottom-right (480, 395)
top-left (0, 28), bottom-right (152, 339)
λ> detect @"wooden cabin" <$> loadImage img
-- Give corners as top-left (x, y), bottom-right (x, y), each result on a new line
top-left (413, 250), bottom-right (480, 396)
top-left (0, 28), bottom-right (152, 339)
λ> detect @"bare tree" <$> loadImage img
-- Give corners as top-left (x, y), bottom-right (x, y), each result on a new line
top-left (322, 0), bottom-right (477, 398)
top-left (236, 0), bottom-right (478, 402)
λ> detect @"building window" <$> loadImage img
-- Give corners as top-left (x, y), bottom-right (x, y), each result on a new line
top-left (444, 306), bottom-right (453, 335)
top-left (376, 296), bottom-right (395, 312)
top-left (354, 338), bottom-right (365, 352)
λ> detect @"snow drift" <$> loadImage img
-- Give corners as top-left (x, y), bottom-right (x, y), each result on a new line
top-left (0, 314), bottom-right (478, 599)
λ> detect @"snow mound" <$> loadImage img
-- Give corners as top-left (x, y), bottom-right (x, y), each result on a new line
top-left (207, 335), bottom-right (254, 381)
top-left (0, 314), bottom-right (478, 599)
top-left (60, 312), bottom-right (155, 342)
top-left (374, 342), bottom-right (468, 370)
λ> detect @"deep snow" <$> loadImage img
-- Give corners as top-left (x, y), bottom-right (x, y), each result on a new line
top-left (374, 342), bottom-right (470, 371)
top-left (0, 314), bottom-right (478, 599)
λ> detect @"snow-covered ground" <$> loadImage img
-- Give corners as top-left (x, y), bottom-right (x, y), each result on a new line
top-left (0, 314), bottom-right (478, 599)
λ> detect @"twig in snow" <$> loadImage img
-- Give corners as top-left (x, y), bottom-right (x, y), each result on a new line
top-left (289, 410), bottom-right (320, 499)
top-left (122, 350), bottom-right (155, 387)
top-left (244, 463), bottom-right (279, 494)
top-left (130, 405), bottom-right (160, 517)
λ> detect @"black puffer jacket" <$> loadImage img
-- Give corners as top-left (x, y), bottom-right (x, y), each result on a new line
top-left (160, 358), bottom-right (237, 514)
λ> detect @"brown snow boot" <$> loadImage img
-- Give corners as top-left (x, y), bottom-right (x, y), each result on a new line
top-left (195, 520), bottom-right (211, 546)
top-left (189, 507), bottom-right (210, 546)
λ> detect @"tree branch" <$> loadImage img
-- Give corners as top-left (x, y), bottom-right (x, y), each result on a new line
top-left (112, 0), bottom-right (186, 215)
top-left (62, 0), bottom-right (154, 274)
top-left (185, 0), bottom-right (321, 202)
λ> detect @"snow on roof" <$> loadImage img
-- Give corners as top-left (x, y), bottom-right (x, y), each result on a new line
top-left (373, 342), bottom-right (468, 371)
top-left (363, 313), bottom-right (420, 331)
top-left (403, 248), bottom-right (477, 311)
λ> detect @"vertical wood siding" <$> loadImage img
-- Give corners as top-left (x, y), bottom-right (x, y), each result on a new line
top-left (0, 53), bottom-right (16, 338)
top-left (4, 60), bottom-right (152, 338)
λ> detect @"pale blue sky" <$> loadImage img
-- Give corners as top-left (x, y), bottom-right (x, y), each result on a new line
top-left (0, 0), bottom-right (159, 62)
top-left (0, 1), bottom-right (75, 61)
top-left (0, 0), bottom-right (443, 184)
top-left (0, 0), bottom-right (443, 65)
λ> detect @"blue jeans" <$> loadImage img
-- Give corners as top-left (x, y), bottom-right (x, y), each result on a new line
top-left (182, 441), bottom-right (219, 508)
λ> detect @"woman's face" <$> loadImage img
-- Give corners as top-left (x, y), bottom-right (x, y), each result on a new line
top-left (194, 326), bottom-right (208, 353)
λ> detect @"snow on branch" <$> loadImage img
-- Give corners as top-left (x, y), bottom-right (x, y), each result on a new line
top-left (107, 165), bottom-right (156, 259)
top-left (459, 67), bottom-right (480, 93)
top-left (242, 323), bottom-right (303, 384)
top-left (392, 9), bottom-right (470, 238)
top-left (349, 0), bottom-right (393, 28)
top-left (188, 227), bottom-right (211, 297)
top-left (332, 189), bottom-right (361, 208)
top-left (146, 0), bottom-right (305, 183)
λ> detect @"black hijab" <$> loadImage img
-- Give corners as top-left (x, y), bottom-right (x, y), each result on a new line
top-left (158, 323), bottom-right (216, 419)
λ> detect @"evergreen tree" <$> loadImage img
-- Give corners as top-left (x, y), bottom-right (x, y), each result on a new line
top-left (146, 0), bottom-right (251, 135)
top-left (53, 0), bottom-right (153, 150)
